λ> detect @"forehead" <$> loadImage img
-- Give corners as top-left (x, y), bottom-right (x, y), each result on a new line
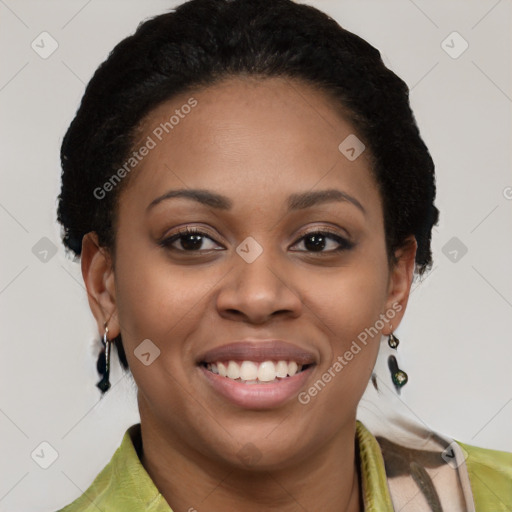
top-left (119, 76), bottom-right (380, 218)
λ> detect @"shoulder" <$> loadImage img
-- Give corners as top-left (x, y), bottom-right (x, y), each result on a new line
top-left (54, 424), bottom-right (170, 512)
top-left (54, 455), bottom-right (116, 512)
top-left (456, 440), bottom-right (512, 511)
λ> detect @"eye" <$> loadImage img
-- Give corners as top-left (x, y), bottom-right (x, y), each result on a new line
top-left (159, 227), bottom-right (354, 254)
top-left (159, 227), bottom-right (223, 252)
top-left (291, 230), bottom-right (354, 253)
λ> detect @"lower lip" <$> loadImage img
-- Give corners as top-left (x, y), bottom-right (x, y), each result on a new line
top-left (199, 365), bottom-right (314, 409)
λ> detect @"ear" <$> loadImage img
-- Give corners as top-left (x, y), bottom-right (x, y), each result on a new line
top-left (81, 232), bottom-right (120, 339)
top-left (382, 236), bottom-right (417, 336)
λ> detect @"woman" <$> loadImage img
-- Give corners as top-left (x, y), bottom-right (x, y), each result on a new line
top-left (55, 0), bottom-right (512, 510)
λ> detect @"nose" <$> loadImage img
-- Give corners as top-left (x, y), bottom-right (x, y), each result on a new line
top-left (216, 249), bottom-right (303, 325)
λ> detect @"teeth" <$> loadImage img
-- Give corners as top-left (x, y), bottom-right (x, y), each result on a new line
top-left (276, 360), bottom-right (288, 378)
top-left (258, 361), bottom-right (276, 382)
top-left (205, 360), bottom-right (305, 383)
top-left (218, 362), bottom-right (227, 377)
top-left (239, 361), bottom-right (258, 381)
top-left (227, 361), bottom-right (240, 379)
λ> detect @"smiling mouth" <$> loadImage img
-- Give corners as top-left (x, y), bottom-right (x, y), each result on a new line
top-left (201, 360), bottom-right (314, 384)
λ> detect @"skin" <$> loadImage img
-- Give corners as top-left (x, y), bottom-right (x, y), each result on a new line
top-left (81, 76), bottom-right (416, 512)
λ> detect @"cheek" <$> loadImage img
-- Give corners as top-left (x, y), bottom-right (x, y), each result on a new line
top-left (304, 257), bottom-right (389, 406)
top-left (115, 258), bottom-right (208, 342)
top-left (113, 254), bottom-right (205, 407)
top-left (112, 229), bottom-right (206, 356)
top-left (338, 281), bottom-right (387, 338)
top-left (314, 257), bottom-right (390, 343)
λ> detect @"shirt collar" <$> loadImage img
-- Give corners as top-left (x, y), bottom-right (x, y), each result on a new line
top-left (110, 423), bottom-right (170, 511)
top-left (105, 421), bottom-right (393, 511)
top-left (355, 420), bottom-right (394, 511)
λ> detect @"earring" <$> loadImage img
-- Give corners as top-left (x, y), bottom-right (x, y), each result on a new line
top-left (388, 332), bottom-right (399, 349)
top-left (96, 324), bottom-right (112, 392)
top-left (387, 333), bottom-right (408, 391)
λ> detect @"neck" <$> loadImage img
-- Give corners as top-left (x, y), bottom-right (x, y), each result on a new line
top-left (138, 416), bottom-right (363, 512)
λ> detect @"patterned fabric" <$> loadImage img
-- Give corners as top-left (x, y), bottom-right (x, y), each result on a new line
top-left (55, 421), bottom-right (512, 512)
top-left (356, 335), bottom-right (512, 511)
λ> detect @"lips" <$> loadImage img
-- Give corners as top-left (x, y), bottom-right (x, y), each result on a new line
top-left (197, 340), bottom-right (317, 366)
top-left (196, 340), bottom-right (317, 409)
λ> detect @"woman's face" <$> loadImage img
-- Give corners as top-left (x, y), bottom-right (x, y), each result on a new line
top-left (84, 77), bottom-right (414, 469)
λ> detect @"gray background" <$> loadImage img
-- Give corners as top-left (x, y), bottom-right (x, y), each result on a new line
top-left (1, 0), bottom-right (511, 510)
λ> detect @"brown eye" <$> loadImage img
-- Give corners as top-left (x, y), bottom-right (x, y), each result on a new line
top-left (291, 230), bottom-right (354, 253)
top-left (160, 227), bottom-right (222, 252)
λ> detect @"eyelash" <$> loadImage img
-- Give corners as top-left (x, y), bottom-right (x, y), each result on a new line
top-left (159, 226), bottom-right (355, 254)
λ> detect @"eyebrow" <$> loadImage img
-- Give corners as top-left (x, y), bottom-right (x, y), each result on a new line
top-left (146, 188), bottom-right (365, 214)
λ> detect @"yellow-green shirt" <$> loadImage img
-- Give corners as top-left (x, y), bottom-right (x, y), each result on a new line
top-left (55, 422), bottom-right (512, 511)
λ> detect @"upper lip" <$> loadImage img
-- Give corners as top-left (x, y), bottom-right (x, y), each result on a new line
top-left (197, 340), bottom-right (317, 365)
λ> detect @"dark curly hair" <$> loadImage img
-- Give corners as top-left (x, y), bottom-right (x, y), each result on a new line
top-left (57, 0), bottom-right (439, 392)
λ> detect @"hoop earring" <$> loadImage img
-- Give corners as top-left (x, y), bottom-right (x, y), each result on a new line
top-left (96, 324), bottom-right (112, 392)
top-left (387, 333), bottom-right (408, 391)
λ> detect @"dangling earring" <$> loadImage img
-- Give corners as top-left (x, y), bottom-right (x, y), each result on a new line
top-left (388, 332), bottom-right (399, 349)
top-left (387, 332), bottom-right (408, 391)
top-left (96, 324), bottom-right (112, 392)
